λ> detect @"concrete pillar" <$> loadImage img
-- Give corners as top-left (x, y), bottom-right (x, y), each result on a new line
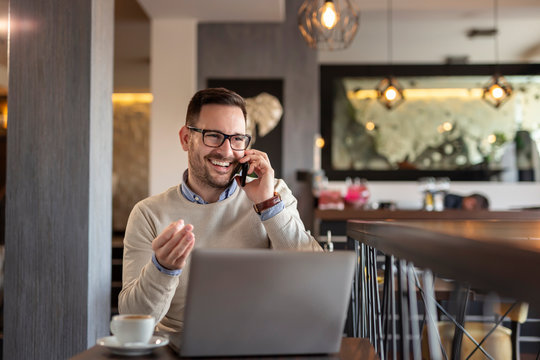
top-left (4, 0), bottom-right (113, 358)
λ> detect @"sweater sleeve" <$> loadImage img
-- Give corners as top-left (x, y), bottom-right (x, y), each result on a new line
top-left (262, 179), bottom-right (323, 251)
top-left (118, 203), bottom-right (180, 323)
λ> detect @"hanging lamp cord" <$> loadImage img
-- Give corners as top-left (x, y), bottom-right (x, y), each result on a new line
top-left (494, 0), bottom-right (500, 72)
top-left (387, 0), bottom-right (393, 65)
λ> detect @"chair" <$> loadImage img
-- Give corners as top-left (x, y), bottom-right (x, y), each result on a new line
top-left (421, 302), bottom-right (529, 360)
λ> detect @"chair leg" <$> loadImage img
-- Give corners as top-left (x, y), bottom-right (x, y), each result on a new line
top-left (510, 321), bottom-right (520, 360)
top-left (397, 259), bottom-right (410, 360)
top-left (450, 284), bottom-right (470, 360)
top-left (407, 264), bottom-right (421, 360)
top-left (423, 270), bottom-right (443, 360)
top-left (390, 256), bottom-right (397, 360)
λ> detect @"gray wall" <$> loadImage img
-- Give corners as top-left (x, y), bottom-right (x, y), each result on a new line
top-left (4, 0), bottom-right (113, 358)
top-left (198, 0), bottom-right (318, 228)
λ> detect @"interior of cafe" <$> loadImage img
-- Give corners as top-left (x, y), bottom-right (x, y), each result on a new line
top-left (2, 0), bottom-right (540, 359)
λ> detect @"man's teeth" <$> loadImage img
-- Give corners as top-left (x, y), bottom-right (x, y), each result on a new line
top-left (210, 160), bottom-right (231, 167)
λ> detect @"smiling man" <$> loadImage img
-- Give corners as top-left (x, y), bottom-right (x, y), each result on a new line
top-left (119, 88), bottom-right (321, 334)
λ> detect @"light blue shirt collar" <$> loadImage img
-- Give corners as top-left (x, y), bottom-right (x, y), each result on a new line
top-left (180, 170), bottom-right (238, 204)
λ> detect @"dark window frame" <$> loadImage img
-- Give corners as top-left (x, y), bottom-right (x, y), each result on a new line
top-left (320, 64), bottom-right (540, 181)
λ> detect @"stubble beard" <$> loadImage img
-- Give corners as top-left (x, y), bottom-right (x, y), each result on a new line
top-left (188, 145), bottom-right (236, 190)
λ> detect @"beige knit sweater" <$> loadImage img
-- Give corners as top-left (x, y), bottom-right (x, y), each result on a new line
top-left (118, 179), bottom-right (322, 333)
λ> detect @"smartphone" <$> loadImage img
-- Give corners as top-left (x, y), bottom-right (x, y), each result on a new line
top-left (239, 162), bottom-right (249, 187)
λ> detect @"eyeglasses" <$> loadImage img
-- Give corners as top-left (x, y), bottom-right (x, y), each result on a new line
top-left (187, 126), bottom-right (251, 151)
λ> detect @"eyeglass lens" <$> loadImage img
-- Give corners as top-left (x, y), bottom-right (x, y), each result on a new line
top-left (203, 131), bottom-right (249, 150)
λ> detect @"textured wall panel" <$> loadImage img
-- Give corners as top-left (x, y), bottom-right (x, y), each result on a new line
top-left (113, 101), bottom-right (150, 231)
top-left (4, 0), bottom-right (113, 358)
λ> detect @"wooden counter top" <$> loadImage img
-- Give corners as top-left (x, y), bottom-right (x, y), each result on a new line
top-left (316, 208), bottom-right (540, 221)
top-left (347, 219), bottom-right (540, 308)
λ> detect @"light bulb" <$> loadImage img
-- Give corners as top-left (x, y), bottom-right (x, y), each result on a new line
top-left (384, 86), bottom-right (398, 101)
top-left (321, 1), bottom-right (338, 29)
top-left (490, 84), bottom-right (504, 99)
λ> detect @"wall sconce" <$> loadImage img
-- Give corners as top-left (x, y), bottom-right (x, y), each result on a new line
top-left (297, 0), bottom-right (359, 51)
top-left (483, 0), bottom-right (512, 108)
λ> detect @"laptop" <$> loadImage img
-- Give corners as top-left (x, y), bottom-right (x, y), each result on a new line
top-left (170, 248), bottom-right (356, 357)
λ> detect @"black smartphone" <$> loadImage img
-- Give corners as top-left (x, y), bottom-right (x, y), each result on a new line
top-left (239, 162), bottom-right (249, 187)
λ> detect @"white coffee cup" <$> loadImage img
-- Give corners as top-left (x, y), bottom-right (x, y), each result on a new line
top-left (110, 314), bottom-right (155, 345)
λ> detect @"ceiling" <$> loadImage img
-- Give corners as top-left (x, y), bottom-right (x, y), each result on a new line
top-left (2, 0), bottom-right (539, 93)
top-left (137, 0), bottom-right (285, 22)
top-left (135, 0), bottom-right (540, 19)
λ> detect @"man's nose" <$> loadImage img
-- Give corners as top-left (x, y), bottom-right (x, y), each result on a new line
top-left (217, 138), bottom-right (234, 155)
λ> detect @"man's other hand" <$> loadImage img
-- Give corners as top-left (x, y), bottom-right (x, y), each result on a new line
top-left (152, 219), bottom-right (195, 270)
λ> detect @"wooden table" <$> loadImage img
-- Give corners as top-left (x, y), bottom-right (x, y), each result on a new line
top-left (345, 219), bottom-right (540, 359)
top-left (347, 219), bottom-right (540, 307)
top-left (317, 209), bottom-right (540, 222)
top-left (70, 337), bottom-right (378, 360)
top-left (313, 208), bottom-right (540, 237)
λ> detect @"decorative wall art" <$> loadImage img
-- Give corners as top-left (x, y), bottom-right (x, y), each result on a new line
top-left (321, 64), bottom-right (540, 181)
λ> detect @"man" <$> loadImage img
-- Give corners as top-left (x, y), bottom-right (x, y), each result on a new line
top-left (119, 88), bottom-right (321, 334)
top-left (444, 192), bottom-right (490, 210)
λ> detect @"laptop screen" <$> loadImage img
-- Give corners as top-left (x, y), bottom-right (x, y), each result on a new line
top-left (177, 248), bottom-right (356, 357)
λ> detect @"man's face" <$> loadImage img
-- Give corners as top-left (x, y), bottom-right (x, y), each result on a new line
top-left (462, 196), bottom-right (478, 210)
top-left (186, 104), bottom-right (246, 190)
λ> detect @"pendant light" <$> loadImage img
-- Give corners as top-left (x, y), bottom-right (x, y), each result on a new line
top-left (376, 0), bottom-right (404, 110)
top-left (298, 0), bottom-right (360, 51)
top-left (483, 0), bottom-right (512, 108)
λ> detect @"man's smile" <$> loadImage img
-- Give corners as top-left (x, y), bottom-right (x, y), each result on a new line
top-left (209, 159), bottom-right (231, 168)
top-left (207, 157), bottom-right (236, 174)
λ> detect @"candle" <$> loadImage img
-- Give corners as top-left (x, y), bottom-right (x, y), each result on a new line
top-left (313, 134), bottom-right (324, 172)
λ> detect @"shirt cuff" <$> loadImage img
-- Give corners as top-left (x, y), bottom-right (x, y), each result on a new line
top-left (152, 252), bottom-right (183, 276)
top-left (259, 200), bottom-right (285, 221)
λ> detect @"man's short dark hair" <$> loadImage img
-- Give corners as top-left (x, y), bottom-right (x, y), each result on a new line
top-left (469, 193), bottom-right (490, 209)
top-left (185, 88), bottom-right (247, 126)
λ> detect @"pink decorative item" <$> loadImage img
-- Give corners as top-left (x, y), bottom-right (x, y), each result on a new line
top-left (344, 178), bottom-right (370, 208)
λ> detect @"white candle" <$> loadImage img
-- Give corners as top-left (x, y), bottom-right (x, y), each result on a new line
top-left (313, 133), bottom-right (322, 171)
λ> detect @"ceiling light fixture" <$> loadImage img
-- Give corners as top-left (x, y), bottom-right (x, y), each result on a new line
top-left (298, 0), bottom-right (359, 51)
top-left (376, 0), bottom-right (404, 110)
top-left (376, 77), bottom-right (404, 109)
top-left (482, 0), bottom-right (512, 108)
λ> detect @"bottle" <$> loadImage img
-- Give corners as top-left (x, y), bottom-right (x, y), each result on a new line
top-left (425, 191), bottom-right (434, 211)
top-left (323, 230), bottom-right (334, 252)
top-left (423, 177), bottom-right (435, 211)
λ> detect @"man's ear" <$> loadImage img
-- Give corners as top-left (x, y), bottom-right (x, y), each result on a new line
top-left (179, 126), bottom-right (190, 151)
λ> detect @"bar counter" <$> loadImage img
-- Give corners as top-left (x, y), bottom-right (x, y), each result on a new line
top-left (317, 208), bottom-right (540, 221)
top-left (347, 219), bottom-right (540, 308)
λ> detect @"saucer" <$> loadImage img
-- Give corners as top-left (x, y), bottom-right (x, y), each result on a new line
top-left (97, 335), bottom-right (169, 356)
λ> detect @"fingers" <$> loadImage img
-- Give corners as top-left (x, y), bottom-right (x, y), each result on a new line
top-left (152, 219), bottom-right (196, 270)
top-left (241, 149), bottom-right (273, 176)
top-left (152, 219), bottom-right (184, 250)
top-left (171, 235), bottom-right (195, 269)
top-left (160, 223), bottom-right (193, 255)
top-left (238, 150), bottom-right (276, 204)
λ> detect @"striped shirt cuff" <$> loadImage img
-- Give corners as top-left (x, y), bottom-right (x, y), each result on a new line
top-left (259, 200), bottom-right (285, 221)
top-left (152, 252), bottom-right (183, 276)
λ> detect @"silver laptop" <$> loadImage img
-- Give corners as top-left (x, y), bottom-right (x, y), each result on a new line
top-left (172, 248), bottom-right (356, 357)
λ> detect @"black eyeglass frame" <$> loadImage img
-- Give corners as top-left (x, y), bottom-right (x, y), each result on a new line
top-left (187, 126), bottom-right (252, 151)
